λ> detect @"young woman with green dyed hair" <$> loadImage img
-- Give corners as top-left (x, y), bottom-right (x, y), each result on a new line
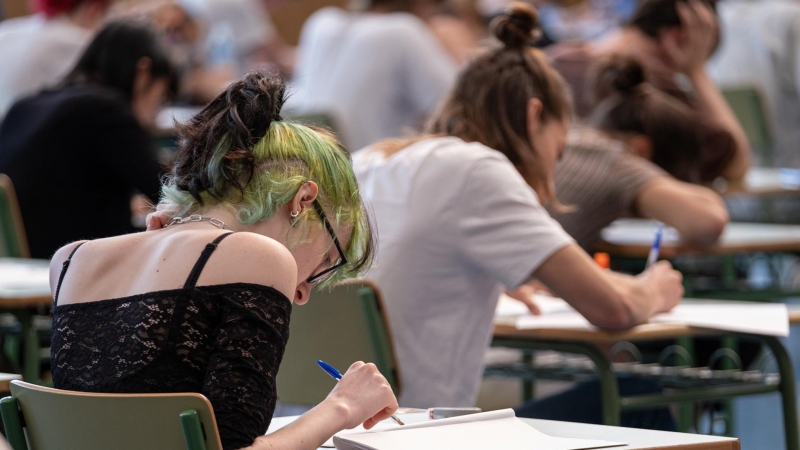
top-left (48, 71), bottom-right (397, 450)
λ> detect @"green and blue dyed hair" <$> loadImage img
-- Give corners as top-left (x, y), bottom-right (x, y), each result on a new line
top-left (161, 71), bottom-right (374, 286)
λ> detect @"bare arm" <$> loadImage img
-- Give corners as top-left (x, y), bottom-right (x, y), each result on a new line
top-left (245, 362), bottom-right (398, 450)
top-left (636, 177), bottom-right (728, 245)
top-left (663, 0), bottom-right (751, 180)
top-left (532, 244), bottom-right (683, 329)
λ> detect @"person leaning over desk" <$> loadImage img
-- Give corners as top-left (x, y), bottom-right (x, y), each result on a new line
top-left (350, 2), bottom-right (683, 410)
top-left (49, 71), bottom-right (398, 450)
top-left (0, 20), bottom-right (171, 259)
top-left (550, 55), bottom-right (729, 252)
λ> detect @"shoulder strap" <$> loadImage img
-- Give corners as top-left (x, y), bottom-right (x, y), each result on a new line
top-left (183, 232), bottom-right (235, 290)
top-left (53, 242), bottom-right (88, 306)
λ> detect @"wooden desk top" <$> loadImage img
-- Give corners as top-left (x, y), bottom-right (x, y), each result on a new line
top-left (526, 418), bottom-right (739, 450)
top-left (717, 167), bottom-right (800, 198)
top-left (596, 219), bottom-right (800, 258)
top-left (0, 258), bottom-right (53, 308)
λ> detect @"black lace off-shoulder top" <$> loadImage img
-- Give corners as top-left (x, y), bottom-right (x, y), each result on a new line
top-left (50, 233), bottom-right (292, 450)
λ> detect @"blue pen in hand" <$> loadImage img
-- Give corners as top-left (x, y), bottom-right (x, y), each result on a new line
top-left (645, 224), bottom-right (664, 269)
top-left (317, 360), bottom-right (404, 426)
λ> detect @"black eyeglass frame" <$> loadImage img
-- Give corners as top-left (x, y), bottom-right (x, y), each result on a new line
top-left (307, 200), bottom-right (348, 284)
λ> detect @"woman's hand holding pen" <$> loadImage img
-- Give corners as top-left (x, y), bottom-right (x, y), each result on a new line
top-left (325, 361), bottom-right (399, 431)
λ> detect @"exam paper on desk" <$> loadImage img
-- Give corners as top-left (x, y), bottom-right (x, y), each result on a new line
top-left (268, 410), bottom-right (624, 450)
top-left (496, 295), bottom-right (790, 337)
top-left (332, 409), bottom-right (623, 450)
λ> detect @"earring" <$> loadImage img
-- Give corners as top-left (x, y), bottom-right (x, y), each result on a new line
top-left (290, 211), bottom-right (300, 218)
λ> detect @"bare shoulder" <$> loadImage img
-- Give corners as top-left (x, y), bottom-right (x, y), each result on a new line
top-left (49, 240), bottom-right (88, 296)
top-left (198, 232), bottom-right (298, 300)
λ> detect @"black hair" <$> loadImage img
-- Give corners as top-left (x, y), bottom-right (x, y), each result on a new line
top-left (62, 19), bottom-right (176, 100)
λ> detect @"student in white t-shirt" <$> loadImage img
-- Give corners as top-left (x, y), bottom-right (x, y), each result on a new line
top-left (353, 2), bottom-right (684, 409)
top-left (0, 0), bottom-right (110, 118)
top-left (289, 0), bottom-right (459, 149)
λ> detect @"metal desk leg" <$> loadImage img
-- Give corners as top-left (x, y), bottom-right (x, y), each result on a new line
top-left (493, 338), bottom-right (621, 426)
top-left (579, 343), bottom-right (621, 426)
top-left (15, 311), bottom-right (39, 385)
top-left (763, 336), bottom-right (799, 450)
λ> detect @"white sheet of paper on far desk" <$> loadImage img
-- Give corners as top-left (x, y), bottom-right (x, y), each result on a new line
top-left (0, 260), bottom-right (51, 293)
top-left (496, 295), bottom-right (790, 337)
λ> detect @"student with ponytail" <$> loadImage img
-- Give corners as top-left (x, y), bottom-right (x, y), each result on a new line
top-left (352, 2), bottom-right (683, 409)
top-left (48, 71), bottom-right (397, 450)
top-left (550, 55), bottom-right (729, 251)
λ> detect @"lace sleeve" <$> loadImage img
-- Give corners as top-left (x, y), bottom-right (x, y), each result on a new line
top-left (200, 286), bottom-right (292, 450)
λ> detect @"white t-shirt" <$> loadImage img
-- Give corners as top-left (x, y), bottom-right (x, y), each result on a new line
top-left (353, 137), bottom-right (574, 408)
top-left (707, 0), bottom-right (800, 168)
top-left (288, 8), bottom-right (458, 150)
top-left (0, 14), bottom-right (92, 118)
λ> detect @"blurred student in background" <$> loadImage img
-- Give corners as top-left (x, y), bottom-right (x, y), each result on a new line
top-left (0, 0), bottom-right (111, 118)
top-left (353, 3), bottom-right (683, 409)
top-left (708, 0), bottom-right (800, 170)
top-left (289, 0), bottom-right (458, 150)
top-left (550, 56), bottom-right (729, 251)
top-left (547, 0), bottom-right (751, 182)
top-left (0, 20), bottom-right (173, 258)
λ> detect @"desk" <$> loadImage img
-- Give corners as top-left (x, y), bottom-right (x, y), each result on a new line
top-left (269, 414), bottom-right (740, 450)
top-left (717, 168), bottom-right (800, 198)
top-left (0, 258), bottom-right (53, 384)
top-left (529, 418), bottom-right (739, 449)
top-left (0, 373), bottom-right (22, 393)
top-left (596, 219), bottom-right (800, 259)
top-left (491, 318), bottom-right (798, 450)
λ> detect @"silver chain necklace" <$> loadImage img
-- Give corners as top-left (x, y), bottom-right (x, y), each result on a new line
top-left (165, 214), bottom-right (230, 230)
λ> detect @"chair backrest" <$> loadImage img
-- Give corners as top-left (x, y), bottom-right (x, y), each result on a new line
top-left (0, 175), bottom-right (29, 258)
top-left (0, 381), bottom-right (223, 450)
top-left (721, 87), bottom-right (774, 166)
top-left (276, 279), bottom-right (401, 405)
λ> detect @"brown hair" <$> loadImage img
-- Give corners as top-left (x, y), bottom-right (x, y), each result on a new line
top-left (587, 56), bottom-right (703, 182)
top-left (629, 0), bottom-right (718, 38)
top-left (426, 2), bottom-right (571, 200)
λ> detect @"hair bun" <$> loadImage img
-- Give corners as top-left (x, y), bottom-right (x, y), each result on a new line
top-left (491, 2), bottom-right (541, 49)
top-left (597, 56), bottom-right (647, 96)
top-left (228, 71), bottom-right (286, 141)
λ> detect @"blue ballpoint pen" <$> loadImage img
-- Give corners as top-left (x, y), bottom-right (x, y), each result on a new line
top-left (645, 224), bottom-right (664, 269)
top-left (317, 360), bottom-right (405, 426)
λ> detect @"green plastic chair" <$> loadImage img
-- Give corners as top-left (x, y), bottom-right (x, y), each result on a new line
top-left (0, 381), bottom-right (223, 450)
top-left (721, 87), bottom-right (774, 166)
top-left (0, 174), bottom-right (30, 258)
top-left (276, 279), bottom-right (401, 406)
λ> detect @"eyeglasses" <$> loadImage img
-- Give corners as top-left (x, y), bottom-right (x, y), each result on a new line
top-left (307, 200), bottom-right (348, 284)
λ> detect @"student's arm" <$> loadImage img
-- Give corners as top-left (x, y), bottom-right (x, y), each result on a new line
top-left (635, 177), bottom-right (728, 245)
top-left (533, 245), bottom-right (683, 329)
top-left (245, 362), bottom-right (398, 450)
top-left (662, 0), bottom-right (750, 180)
top-left (457, 155), bottom-right (682, 330)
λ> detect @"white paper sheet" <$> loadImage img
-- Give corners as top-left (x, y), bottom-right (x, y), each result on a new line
top-left (0, 259), bottom-right (51, 295)
top-left (496, 295), bottom-right (790, 337)
top-left (267, 415), bottom-right (401, 448)
top-left (332, 409), bottom-right (623, 450)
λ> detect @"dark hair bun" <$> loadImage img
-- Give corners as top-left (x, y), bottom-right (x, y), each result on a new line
top-left (491, 2), bottom-right (541, 49)
top-left (172, 70), bottom-right (287, 204)
top-left (592, 55), bottom-right (647, 102)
